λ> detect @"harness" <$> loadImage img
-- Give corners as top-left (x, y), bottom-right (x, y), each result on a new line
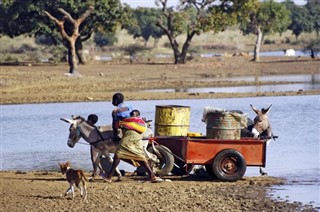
top-left (89, 126), bottom-right (106, 146)
top-left (75, 124), bottom-right (106, 146)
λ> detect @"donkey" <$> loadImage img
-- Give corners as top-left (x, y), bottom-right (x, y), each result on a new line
top-left (248, 104), bottom-right (273, 176)
top-left (250, 104), bottom-right (273, 139)
top-left (60, 116), bottom-right (122, 181)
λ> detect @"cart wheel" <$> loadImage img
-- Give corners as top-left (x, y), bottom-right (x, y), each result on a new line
top-left (147, 145), bottom-right (174, 176)
top-left (171, 160), bottom-right (187, 176)
top-left (211, 149), bottom-right (246, 182)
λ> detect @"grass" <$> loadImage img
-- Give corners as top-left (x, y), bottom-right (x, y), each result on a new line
top-left (0, 28), bottom-right (317, 63)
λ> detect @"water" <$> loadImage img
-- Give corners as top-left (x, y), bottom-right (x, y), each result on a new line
top-left (1, 95), bottom-right (319, 208)
top-left (144, 73), bottom-right (320, 93)
top-left (157, 50), bottom-right (311, 58)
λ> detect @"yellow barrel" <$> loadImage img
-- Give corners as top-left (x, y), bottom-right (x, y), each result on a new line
top-left (206, 112), bottom-right (242, 140)
top-left (155, 105), bottom-right (190, 136)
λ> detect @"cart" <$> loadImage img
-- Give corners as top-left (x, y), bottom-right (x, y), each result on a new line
top-left (148, 136), bottom-right (268, 182)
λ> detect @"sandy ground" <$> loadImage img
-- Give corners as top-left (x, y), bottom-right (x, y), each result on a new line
top-left (0, 56), bottom-right (319, 104)
top-left (0, 56), bottom-right (319, 211)
top-left (0, 170), bottom-right (317, 211)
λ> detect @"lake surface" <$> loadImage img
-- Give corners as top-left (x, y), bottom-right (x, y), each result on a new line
top-left (144, 73), bottom-right (320, 93)
top-left (1, 95), bottom-right (319, 208)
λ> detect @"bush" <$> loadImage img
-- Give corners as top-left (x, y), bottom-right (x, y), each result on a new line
top-left (163, 42), bottom-right (172, 49)
top-left (264, 39), bottom-right (276, 44)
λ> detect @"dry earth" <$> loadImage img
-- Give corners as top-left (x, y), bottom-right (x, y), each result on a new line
top-left (0, 56), bottom-right (319, 211)
top-left (0, 56), bottom-right (319, 104)
top-left (0, 171), bottom-right (318, 212)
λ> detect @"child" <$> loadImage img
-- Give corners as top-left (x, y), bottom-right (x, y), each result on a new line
top-left (111, 93), bottom-right (132, 140)
top-left (87, 114), bottom-right (98, 126)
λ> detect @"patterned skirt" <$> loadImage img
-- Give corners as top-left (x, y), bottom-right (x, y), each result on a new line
top-left (116, 130), bottom-right (148, 166)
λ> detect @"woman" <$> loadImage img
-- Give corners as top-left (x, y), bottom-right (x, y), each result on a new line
top-left (102, 110), bottom-right (163, 183)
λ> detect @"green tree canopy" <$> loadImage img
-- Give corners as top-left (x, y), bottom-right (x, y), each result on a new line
top-left (240, 0), bottom-right (291, 61)
top-left (283, 0), bottom-right (313, 40)
top-left (305, 0), bottom-right (320, 38)
top-left (0, 0), bottom-right (123, 73)
top-left (123, 7), bottom-right (165, 47)
top-left (156, 0), bottom-right (258, 64)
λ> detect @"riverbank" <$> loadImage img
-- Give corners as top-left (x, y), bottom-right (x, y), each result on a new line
top-left (0, 56), bottom-right (319, 105)
top-left (1, 56), bottom-right (319, 211)
top-left (0, 171), bottom-right (317, 211)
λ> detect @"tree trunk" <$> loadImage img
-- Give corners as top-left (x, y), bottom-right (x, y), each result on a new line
top-left (172, 43), bottom-right (182, 64)
top-left (68, 38), bottom-right (78, 74)
top-left (253, 27), bottom-right (262, 62)
top-left (76, 38), bottom-right (87, 65)
top-left (177, 33), bottom-right (195, 64)
top-left (153, 38), bottom-right (159, 48)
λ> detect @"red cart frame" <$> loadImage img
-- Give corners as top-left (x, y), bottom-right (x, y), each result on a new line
top-left (149, 136), bottom-right (268, 182)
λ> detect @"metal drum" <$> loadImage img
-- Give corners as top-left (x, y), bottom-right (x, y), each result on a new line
top-left (155, 105), bottom-right (190, 136)
top-left (206, 112), bottom-right (242, 140)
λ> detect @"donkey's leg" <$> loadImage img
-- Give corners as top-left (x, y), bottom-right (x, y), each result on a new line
top-left (90, 147), bottom-right (99, 178)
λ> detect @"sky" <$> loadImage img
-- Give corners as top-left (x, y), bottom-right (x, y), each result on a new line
top-left (120, 0), bottom-right (307, 8)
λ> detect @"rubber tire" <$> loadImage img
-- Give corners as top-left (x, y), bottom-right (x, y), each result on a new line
top-left (147, 145), bottom-right (175, 176)
top-left (211, 149), bottom-right (246, 182)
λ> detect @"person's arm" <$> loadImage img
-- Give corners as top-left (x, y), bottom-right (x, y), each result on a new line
top-left (113, 106), bottom-right (129, 113)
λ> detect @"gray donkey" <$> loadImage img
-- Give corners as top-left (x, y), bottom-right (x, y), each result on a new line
top-left (244, 104), bottom-right (274, 175)
top-left (60, 116), bottom-right (123, 181)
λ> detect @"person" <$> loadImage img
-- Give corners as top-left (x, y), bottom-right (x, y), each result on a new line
top-left (101, 109), bottom-right (163, 183)
top-left (111, 93), bottom-right (132, 141)
top-left (87, 114), bottom-right (98, 126)
top-left (130, 109), bottom-right (140, 117)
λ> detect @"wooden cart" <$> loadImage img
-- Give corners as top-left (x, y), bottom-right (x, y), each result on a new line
top-left (148, 136), bottom-right (268, 182)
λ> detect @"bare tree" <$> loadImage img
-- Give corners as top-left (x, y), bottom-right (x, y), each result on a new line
top-left (44, 6), bottom-right (93, 74)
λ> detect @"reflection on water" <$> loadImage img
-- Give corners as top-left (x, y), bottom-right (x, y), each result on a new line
top-left (1, 95), bottom-right (319, 207)
top-left (144, 74), bottom-right (320, 93)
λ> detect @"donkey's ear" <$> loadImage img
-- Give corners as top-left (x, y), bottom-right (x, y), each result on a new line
top-left (250, 104), bottom-right (260, 114)
top-left (262, 104), bottom-right (272, 114)
top-left (60, 118), bottom-right (72, 123)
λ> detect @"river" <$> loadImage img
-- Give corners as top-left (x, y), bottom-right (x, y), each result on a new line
top-left (1, 95), bottom-right (319, 208)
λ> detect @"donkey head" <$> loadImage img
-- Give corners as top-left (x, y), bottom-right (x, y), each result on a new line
top-left (250, 104), bottom-right (272, 138)
top-left (60, 115), bottom-right (85, 148)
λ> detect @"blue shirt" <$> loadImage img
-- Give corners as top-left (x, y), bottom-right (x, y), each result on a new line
top-left (116, 103), bottom-right (132, 118)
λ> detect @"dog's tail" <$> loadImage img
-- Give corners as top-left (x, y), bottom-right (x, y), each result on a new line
top-left (79, 170), bottom-right (88, 182)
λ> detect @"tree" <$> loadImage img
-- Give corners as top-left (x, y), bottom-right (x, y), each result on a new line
top-left (94, 31), bottom-right (118, 47)
top-left (0, 0), bottom-right (123, 74)
top-left (283, 0), bottom-right (313, 40)
top-left (240, 0), bottom-right (291, 61)
top-left (156, 0), bottom-right (258, 64)
top-left (303, 39), bottom-right (320, 58)
top-left (121, 44), bottom-right (151, 63)
top-left (305, 0), bottom-right (320, 39)
top-left (44, 7), bottom-right (93, 74)
top-left (124, 7), bottom-right (165, 47)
